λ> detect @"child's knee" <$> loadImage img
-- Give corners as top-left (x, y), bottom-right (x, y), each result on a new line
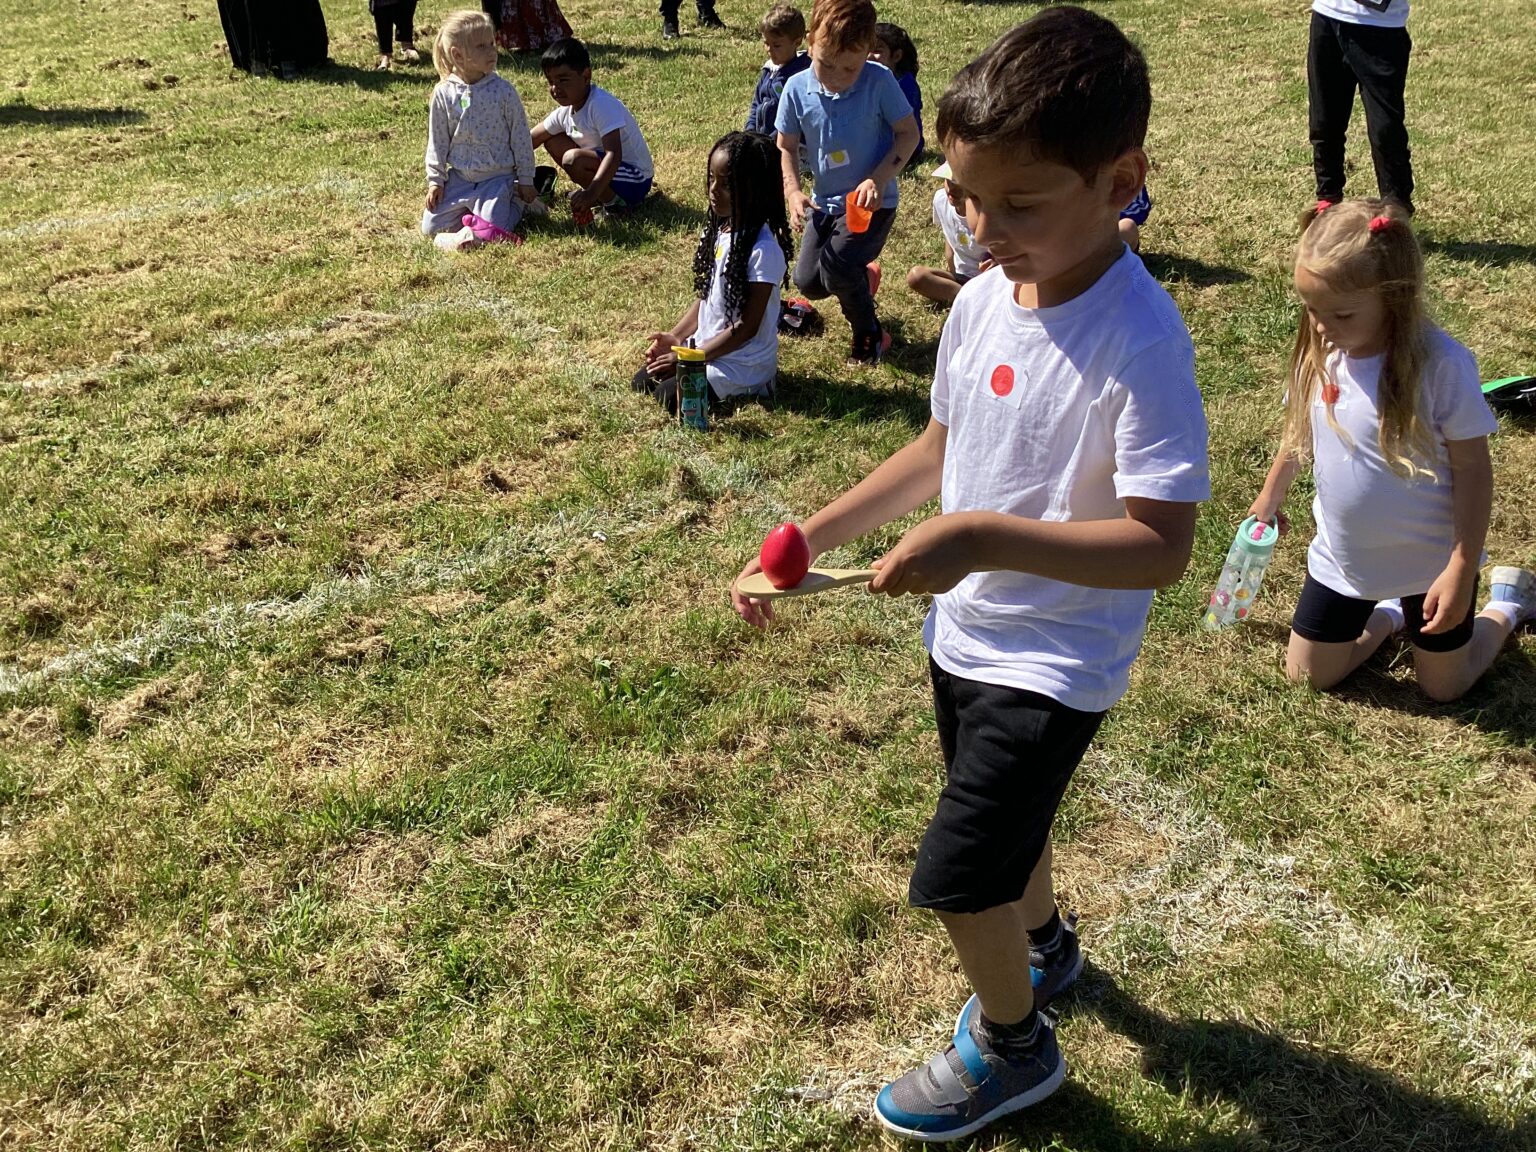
top-left (906, 265), bottom-right (928, 291)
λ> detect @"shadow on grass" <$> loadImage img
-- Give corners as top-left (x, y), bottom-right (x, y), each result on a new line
top-left (1337, 638), bottom-right (1536, 745)
top-left (299, 61), bottom-right (435, 89)
top-left (769, 366), bottom-right (932, 429)
top-left (0, 103), bottom-right (146, 128)
top-left (1423, 237), bottom-right (1536, 270)
top-left (1141, 251), bottom-right (1253, 288)
top-left (601, 191), bottom-right (708, 245)
top-left (984, 970), bottom-right (1530, 1151)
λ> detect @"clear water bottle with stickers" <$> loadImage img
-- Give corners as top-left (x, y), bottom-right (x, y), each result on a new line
top-left (1204, 516), bottom-right (1280, 630)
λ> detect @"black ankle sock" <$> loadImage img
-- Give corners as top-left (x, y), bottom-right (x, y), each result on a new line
top-left (979, 1007), bottom-right (1041, 1058)
top-left (1028, 908), bottom-right (1063, 952)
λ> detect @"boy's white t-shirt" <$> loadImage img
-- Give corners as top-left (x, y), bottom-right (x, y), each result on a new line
top-left (925, 251), bottom-right (1211, 714)
top-left (1311, 0), bottom-right (1409, 29)
top-left (1307, 327), bottom-right (1496, 600)
top-left (932, 188), bottom-right (988, 279)
top-left (696, 223), bottom-right (785, 397)
top-left (541, 86), bottom-right (653, 181)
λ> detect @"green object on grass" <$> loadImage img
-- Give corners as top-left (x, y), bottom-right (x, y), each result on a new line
top-left (1482, 374), bottom-right (1535, 395)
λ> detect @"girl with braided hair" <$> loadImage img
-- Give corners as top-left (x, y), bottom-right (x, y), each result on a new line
top-left (635, 132), bottom-right (793, 413)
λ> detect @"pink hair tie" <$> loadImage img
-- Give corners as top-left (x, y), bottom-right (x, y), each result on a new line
top-left (1368, 215), bottom-right (1392, 234)
top-left (1314, 199), bottom-right (1333, 215)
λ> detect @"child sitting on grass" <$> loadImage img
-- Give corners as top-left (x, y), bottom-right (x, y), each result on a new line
top-left (775, 0), bottom-right (918, 365)
top-left (635, 133), bottom-right (792, 413)
top-left (746, 3), bottom-right (811, 135)
top-left (869, 21), bottom-right (922, 165)
top-left (906, 159), bottom-right (988, 307)
top-left (1249, 198), bottom-right (1533, 700)
top-left (532, 37), bottom-right (655, 221)
top-left (420, 11), bottom-right (539, 251)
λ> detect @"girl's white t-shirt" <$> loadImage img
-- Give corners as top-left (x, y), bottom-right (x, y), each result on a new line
top-left (924, 251), bottom-right (1211, 714)
top-left (696, 223), bottom-right (784, 397)
top-left (1312, 0), bottom-right (1409, 29)
top-left (931, 188), bottom-right (988, 280)
top-left (1308, 327), bottom-right (1497, 600)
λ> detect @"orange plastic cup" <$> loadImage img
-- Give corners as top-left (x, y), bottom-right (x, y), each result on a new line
top-left (846, 198), bottom-right (871, 234)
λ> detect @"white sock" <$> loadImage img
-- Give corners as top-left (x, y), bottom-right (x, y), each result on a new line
top-left (1482, 600), bottom-right (1522, 629)
top-left (1375, 598), bottom-right (1405, 633)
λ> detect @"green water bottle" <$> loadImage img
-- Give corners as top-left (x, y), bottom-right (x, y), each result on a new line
top-left (674, 343), bottom-right (709, 432)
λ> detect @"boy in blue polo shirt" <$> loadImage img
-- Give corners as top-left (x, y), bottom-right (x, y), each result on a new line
top-left (736, 7), bottom-right (1209, 1140)
top-left (774, 0), bottom-right (918, 364)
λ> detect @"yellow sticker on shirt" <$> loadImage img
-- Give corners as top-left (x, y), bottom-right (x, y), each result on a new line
top-left (715, 236), bottom-right (728, 261)
top-left (826, 148), bottom-right (851, 169)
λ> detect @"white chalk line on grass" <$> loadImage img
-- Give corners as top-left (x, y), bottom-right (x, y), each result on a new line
top-left (764, 765), bottom-right (1536, 1128)
top-left (0, 176), bottom-right (370, 240)
top-left (2, 287), bottom-right (557, 395)
top-left (0, 508), bottom-right (613, 698)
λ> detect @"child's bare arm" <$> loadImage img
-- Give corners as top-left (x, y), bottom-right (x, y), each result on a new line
top-left (777, 131), bottom-right (811, 228)
top-left (1423, 435), bottom-right (1492, 632)
top-left (572, 128), bottom-right (623, 208)
top-left (644, 301), bottom-right (702, 371)
top-left (1249, 450), bottom-right (1302, 531)
top-left (531, 121), bottom-right (551, 149)
top-left (732, 419), bottom-right (946, 626)
top-left (852, 114), bottom-right (920, 209)
top-left (869, 499), bottom-right (1198, 597)
top-left (943, 242), bottom-right (956, 276)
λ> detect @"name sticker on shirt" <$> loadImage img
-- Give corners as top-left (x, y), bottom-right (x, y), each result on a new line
top-left (826, 148), bottom-right (851, 169)
top-left (986, 363), bottom-right (1026, 410)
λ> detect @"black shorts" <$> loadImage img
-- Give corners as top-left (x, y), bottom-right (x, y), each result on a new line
top-left (909, 659), bottom-right (1106, 915)
top-left (1291, 573), bottom-right (1477, 653)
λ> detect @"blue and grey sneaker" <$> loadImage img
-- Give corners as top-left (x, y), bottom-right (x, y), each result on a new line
top-left (874, 1012), bottom-right (1065, 1141)
top-left (1489, 566), bottom-right (1536, 627)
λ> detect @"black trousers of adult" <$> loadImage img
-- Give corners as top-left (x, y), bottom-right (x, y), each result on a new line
top-left (659, 0), bottom-right (720, 20)
top-left (219, 0), bottom-right (329, 72)
top-left (1307, 11), bottom-right (1413, 211)
top-left (373, 1), bottom-right (417, 54)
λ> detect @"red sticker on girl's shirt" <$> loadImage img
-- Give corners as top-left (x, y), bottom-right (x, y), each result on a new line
top-left (1322, 380), bottom-right (1340, 404)
top-left (990, 365), bottom-right (1015, 397)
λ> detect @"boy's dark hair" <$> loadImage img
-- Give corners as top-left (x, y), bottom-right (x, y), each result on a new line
top-left (936, 6), bottom-right (1149, 179)
top-left (873, 22), bottom-right (917, 76)
top-left (761, 2), bottom-right (806, 39)
top-left (693, 132), bottom-right (793, 323)
top-left (540, 36), bottom-right (590, 73)
top-left (807, 0), bottom-right (875, 54)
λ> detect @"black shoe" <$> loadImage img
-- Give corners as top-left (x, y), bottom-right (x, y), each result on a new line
top-left (696, 6), bottom-right (726, 28)
top-left (533, 165), bottom-right (557, 200)
top-left (662, 17), bottom-right (680, 39)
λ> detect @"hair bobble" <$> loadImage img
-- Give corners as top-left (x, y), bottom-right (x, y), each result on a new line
top-left (1368, 215), bottom-right (1393, 234)
top-left (1314, 199), bottom-right (1334, 215)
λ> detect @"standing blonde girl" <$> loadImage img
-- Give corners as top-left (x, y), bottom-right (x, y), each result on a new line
top-left (1250, 199), bottom-right (1533, 700)
top-left (421, 11), bottom-right (539, 250)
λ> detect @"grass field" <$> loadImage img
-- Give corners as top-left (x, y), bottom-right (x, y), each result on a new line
top-left (4, 0), bottom-right (1536, 1148)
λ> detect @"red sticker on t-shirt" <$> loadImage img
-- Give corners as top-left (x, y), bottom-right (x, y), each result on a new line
top-left (989, 365), bottom-right (1015, 397)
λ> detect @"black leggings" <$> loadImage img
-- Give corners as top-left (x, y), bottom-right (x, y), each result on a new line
top-left (374, 1), bottom-right (417, 53)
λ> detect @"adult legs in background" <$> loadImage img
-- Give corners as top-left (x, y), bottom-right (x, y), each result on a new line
top-left (1307, 11), bottom-right (1356, 204)
top-left (1343, 21), bottom-right (1414, 212)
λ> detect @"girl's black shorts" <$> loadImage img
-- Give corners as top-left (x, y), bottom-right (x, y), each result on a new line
top-left (1291, 572), bottom-right (1477, 653)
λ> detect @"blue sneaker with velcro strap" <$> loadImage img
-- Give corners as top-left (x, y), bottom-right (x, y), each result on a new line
top-left (873, 1010), bottom-right (1064, 1141)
